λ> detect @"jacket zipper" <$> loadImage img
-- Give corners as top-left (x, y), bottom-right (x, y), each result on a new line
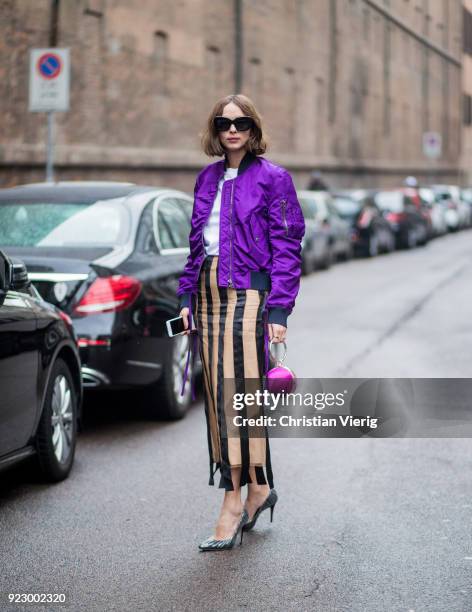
top-left (228, 179), bottom-right (235, 287)
top-left (194, 233), bottom-right (206, 287)
top-left (185, 219), bottom-right (207, 301)
top-left (193, 176), bottom-right (223, 292)
top-left (281, 198), bottom-right (289, 236)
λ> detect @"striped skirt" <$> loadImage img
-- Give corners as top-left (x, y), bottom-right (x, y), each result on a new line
top-left (195, 254), bottom-right (274, 492)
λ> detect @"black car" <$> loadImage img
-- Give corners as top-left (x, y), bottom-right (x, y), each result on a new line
top-left (373, 189), bottom-right (429, 249)
top-left (0, 249), bottom-right (82, 481)
top-left (332, 191), bottom-right (395, 257)
top-left (0, 181), bottom-right (198, 420)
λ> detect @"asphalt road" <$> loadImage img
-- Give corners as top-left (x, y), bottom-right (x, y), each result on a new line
top-left (1, 229), bottom-right (472, 612)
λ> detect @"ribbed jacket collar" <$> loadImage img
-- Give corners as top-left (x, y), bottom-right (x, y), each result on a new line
top-left (223, 149), bottom-right (258, 176)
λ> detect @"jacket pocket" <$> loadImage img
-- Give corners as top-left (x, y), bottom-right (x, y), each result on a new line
top-left (281, 197), bottom-right (305, 240)
top-left (280, 199), bottom-right (289, 236)
top-left (249, 211), bottom-right (268, 257)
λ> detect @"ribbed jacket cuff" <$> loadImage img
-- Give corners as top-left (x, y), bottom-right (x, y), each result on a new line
top-left (267, 307), bottom-right (289, 327)
top-left (178, 292), bottom-right (193, 309)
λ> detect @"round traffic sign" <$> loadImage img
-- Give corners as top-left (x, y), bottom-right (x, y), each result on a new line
top-left (36, 53), bottom-right (62, 79)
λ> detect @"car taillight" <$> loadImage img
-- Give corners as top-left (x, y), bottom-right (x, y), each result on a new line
top-left (73, 275), bottom-right (142, 315)
top-left (77, 337), bottom-right (111, 348)
top-left (358, 210), bottom-right (372, 228)
top-left (385, 212), bottom-right (406, 223)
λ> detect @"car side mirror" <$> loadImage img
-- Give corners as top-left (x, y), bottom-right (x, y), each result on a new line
top-left (0, 248), bottom-right (13, 305)
top-left (0, 248), bottom-right (13, 290)
top-left (9, 258), bottom-right (31, 292)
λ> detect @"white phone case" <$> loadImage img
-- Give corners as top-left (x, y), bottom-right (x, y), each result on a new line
top-left (166, 316), bottom-right (185, 337)
top-left (166, 314), bottom-right (197, 337)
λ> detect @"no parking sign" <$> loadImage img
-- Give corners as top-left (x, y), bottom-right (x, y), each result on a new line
top-left (422, 131), bottom-right (442, 160)
top-left (29, 48), bottom-right (70, 112)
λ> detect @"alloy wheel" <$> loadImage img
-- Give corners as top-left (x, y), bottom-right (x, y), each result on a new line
top-left (51, 374), bottom-right (74, 464)
top-left (369, 234), bottom-right (379, 257)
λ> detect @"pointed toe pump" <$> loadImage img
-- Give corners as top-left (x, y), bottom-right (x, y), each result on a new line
top-left (198, 509), bottom-right (249, 551)
top-left (243, 488), bottom-right (278, 532)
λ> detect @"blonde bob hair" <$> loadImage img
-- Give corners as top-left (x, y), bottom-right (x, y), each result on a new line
top-left (200, 93), bottom-right (269, 157)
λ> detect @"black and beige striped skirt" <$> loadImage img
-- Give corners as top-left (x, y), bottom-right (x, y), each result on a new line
top-left (195, 254), bottom-right (274, 492)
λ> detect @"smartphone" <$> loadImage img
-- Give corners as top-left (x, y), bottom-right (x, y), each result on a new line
top-left (166, 315), bottom-right (195, 337)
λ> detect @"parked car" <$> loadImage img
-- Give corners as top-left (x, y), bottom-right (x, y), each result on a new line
top-left (406, 187), bottom-right (434, 241)
top-left (449, 185), bottom-right (471, 228)
top-left (453, 186), bottom-right (472, 228)
top-left (0, 249), bottom-right (82, 481)
top-left (332, 191), bottom-right (395, 257)
top-left (431, 184), bottom-right (470, 230)
top-left (0, 181), bottom-right (198, 420)
top-left (394, 186), bottom-right (434, 241)
top-left (297, 194), bottom-right (332, 273)
top-left (373, 189), bottom-right (429, 249)
top-left (460, 188), bottom-right (472, 222)
top-left (297, 190), bottom-right (352, 271)
top-left (418, 187), bottom-right (448, 237)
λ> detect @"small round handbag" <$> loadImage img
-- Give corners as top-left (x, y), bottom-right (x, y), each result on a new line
top-left (265, 339), bottom-right (297, 394)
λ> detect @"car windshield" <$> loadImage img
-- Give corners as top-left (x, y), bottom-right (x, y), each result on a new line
top-left (0, 198), bottom-right (130, 247)
top-left (374, 192), bottom-right (403, 212)
top-left (333, 197), bottom-right (360, 219)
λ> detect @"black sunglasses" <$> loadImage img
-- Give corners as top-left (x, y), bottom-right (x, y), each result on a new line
top-left (213, 116), bottom-right (255, 132)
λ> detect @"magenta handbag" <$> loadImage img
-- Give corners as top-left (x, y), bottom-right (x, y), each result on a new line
top-left (265, 340), bottom-right (297, 394)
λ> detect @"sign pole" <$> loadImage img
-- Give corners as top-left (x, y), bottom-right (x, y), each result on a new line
top-left (422, 131), bottom-right (442, 185)
top-left (29, 48), bottom-right (70, 183)
top-left (46, 111), bottom-right (55, 182)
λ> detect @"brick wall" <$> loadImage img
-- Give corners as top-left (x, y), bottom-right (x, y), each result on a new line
top-left (0, 0), bottom-right (465, 190)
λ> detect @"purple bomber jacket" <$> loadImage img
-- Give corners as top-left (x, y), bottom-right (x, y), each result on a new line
top-left (177, 149), bottom-right (305, 327)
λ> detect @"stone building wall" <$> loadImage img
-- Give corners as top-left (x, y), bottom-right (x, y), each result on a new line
top-left (0, 0), bottom-right (464, 190)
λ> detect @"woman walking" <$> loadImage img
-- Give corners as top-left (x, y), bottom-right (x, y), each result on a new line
top-left (177, 94), bottom-right (305, 551)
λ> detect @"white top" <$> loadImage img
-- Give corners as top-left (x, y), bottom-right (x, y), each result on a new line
top-left (203, 166), bottom-right (238, 256)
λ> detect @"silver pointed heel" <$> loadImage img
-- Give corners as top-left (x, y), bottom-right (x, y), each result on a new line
top-left (198, 509), bottom-right (249, 551)
top-left (243, 488), bottom-right (278, 532)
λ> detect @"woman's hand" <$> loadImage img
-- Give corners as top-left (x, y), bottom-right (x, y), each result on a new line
top-left (268, 323), bottom-right (286, 343)
top-left (180, 307), bottom-right (191, 335)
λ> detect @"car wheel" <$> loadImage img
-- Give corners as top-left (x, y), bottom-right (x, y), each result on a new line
top-left (147, 333), bottom-right (194, 420)
top-left (406, 229), bottom-right (417, 249)
top-left (419, 232), bottom-right (429, 247)
top-left (342, 243), bottom-right (353, 261)
top-left (301, 255), bottom-right (311, 276)
top-left (35, 358), bottom-right (77, 482)
top-left (368, 234), bottom-right (379, 257)
top-left (387, 234), bottom-right (396, 253)
top-left (320, 245), bottom-right (334, 269)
